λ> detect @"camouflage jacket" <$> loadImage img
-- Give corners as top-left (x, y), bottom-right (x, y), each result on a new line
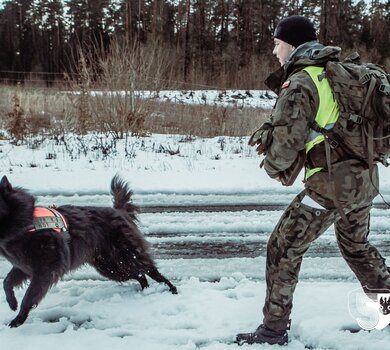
top-left (262, 41), bottom-right (379, 207)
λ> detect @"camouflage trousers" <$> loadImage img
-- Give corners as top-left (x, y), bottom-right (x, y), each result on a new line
top-left (262, 189), bottom-right (390, 332)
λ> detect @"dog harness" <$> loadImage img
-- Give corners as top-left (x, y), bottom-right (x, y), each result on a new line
top-left (29, 207), bottom-right (68, 232)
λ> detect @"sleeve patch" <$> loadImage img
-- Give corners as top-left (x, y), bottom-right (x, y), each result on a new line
top-left (281, 80), bottom-right (291, 89)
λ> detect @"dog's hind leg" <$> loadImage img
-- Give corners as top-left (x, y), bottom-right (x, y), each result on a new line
top-left (3, 267), bottom-right (29, 311)
top-left (146, 266), bottom-right (177, 294)
top-left (134, 274), bottom-right (149, 290)
top-left (93, 249), bottom-right (176, 293)
top-left (8, 273), bottom-right (57, 328)
top-left (92, 258), bottom-right (150, 289)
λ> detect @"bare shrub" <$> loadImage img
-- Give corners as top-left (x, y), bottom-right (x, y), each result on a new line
top-left (65, 37), bottom-right (175, 138)
top-left (6, 85), bottom-right (27, 144)
top-left (0, 83), bottom-right (78, 141)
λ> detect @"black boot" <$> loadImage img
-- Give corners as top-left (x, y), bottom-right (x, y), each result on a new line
top-left (236, 324), bottom-right (288, 346)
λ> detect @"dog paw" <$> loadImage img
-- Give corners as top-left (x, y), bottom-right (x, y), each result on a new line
top-left (9, 317), bottom-right (24, 328)
top-left (170, 286), bottom-right (178, 294)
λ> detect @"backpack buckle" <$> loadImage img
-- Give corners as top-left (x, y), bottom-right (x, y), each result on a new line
top-left (379, 83), bottom-right (390, 95)
top-left (327, 137), bottom-right (339, 149)
top-left (360, 73), bottom-right (372, 85)
top-left (349, 114), bottom-right (363, 124)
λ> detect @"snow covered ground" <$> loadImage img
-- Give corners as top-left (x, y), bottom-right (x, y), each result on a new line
top-left (89, 89), bottom-right (277, 110)
top-left (1, 113), bottom-right (390, 348)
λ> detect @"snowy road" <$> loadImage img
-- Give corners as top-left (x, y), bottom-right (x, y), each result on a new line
top-left (34, 192), bottom-right (390, 260)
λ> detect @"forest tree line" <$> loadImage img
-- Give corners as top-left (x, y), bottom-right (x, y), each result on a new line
top-left (0, 0), bottom-right (389, 89)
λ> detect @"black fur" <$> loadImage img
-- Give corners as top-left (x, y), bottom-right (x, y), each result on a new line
top-left (0, 175), bottom-right (177, 328)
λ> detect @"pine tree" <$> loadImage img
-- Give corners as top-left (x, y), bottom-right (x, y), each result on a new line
top-left (0, 0), bottom-right (34, 76)
top-left (27, 0), bottom-right (66, 83)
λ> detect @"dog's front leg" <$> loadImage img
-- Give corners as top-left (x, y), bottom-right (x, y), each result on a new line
top-left (3, 267), bottom-right (29, 311)
top-left (8, 273), bottom-right (53, 328)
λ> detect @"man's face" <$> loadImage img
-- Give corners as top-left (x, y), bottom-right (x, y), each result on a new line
top-left (273, 38), bottom-right (295, 66)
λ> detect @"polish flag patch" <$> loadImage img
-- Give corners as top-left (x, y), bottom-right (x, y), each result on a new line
top-left (281, 80), bottom-right (291, 89)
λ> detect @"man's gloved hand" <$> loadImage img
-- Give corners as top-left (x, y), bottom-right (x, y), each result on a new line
top-left (248, 122), bottom-right (274, 155)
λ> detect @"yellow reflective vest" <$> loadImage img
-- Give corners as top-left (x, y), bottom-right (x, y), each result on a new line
top-left (303, 66), bottom-right (340, 179)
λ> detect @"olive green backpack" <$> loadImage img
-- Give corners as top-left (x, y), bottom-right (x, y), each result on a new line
top-left (311, 53), bottom-right (390, 172)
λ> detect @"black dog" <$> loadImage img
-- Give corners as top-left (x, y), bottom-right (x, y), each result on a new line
top-left (0, 175), bottom-right (177, 327)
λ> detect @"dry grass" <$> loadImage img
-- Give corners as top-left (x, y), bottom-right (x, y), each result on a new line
top-left (141, 99), bottom-right (269, 137)
top-left (0, 85), bottom-right (270, 139)
top-left (0, 85), bottom-right (77, 140)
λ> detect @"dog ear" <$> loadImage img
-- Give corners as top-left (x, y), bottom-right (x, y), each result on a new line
top-left (0, 176), bottom-right (12, 192)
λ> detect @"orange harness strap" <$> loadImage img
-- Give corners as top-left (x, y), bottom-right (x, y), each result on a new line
top-left (30, 207), bottom-right (68, 232)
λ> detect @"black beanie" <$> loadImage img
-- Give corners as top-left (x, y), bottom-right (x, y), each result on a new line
top-left (274, 15), bottom-right (317, 48)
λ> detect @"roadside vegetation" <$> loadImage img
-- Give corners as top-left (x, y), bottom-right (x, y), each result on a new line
top-left (0, 39), bottom-right (269, 146)
top-left (0, 84), bottom-right (269, 143)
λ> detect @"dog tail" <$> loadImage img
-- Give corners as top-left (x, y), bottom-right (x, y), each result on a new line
top-left (111, 175), bottom-right (139, 218)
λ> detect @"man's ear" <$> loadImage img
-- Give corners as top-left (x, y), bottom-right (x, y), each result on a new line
top-left (0, 176), bottom-right (12, 192)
